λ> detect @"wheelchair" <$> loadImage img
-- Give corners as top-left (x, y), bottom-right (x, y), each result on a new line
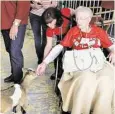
top-left (52, 2), bottom-right (114, 113)
top-left (53, 15), bottom-right (114, 114)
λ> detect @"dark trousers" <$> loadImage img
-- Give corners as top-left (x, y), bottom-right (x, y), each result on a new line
top-left (30, 13), bottom-right (46, 64)
top-left (1, 24), bottom-right (26, 83)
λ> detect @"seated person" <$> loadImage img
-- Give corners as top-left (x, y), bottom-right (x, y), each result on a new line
top-left (36, 6), bottom-right (114, 114)
top-left (41, 7), bottom-right (76, 80)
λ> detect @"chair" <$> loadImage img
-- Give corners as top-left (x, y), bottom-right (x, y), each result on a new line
top-left (91, 1), bottom-right (115, 29)
top-left (54, 1), bottom-right (114, 114)
top-left (90, 1), bottom-right (115, 58)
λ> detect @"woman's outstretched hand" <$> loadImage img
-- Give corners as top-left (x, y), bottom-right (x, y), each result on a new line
top-left (36, 62), bottom-right (47, 76)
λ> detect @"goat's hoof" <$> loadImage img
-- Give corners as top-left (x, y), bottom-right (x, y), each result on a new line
top-left (22, 111), bottom-right (26, 114)
top-left (12, 106), bottom-right (17, 113)
top-left (22, 110), bottom-right (26, 114)
top-left (21, 106), bottom-right (26, 114)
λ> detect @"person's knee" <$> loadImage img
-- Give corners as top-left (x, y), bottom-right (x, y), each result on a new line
top-left (80, 72), bottom-right (96, 82)
top-left (10, 46), bottom-right (22, 59)
top-left (97, 76), bottom-right (114, 95)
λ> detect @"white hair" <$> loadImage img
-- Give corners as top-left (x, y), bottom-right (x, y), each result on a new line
top-left (75, 6), bottom-right (93, 18)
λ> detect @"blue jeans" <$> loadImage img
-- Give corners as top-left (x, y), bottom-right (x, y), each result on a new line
top-left (30, 13), bottom-right (46, 64)
top-left (1, 24), bottom-right (26, 83)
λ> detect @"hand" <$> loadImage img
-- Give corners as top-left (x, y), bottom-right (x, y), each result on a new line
top-left (31, 2), bottom-right (42, 9)
top-left (9, 25), bottom-right (18, 40)
top-left (108, 51), bottom-right (115, 65)
top-left (36, 62), bottom-right (47, 76)
top-left (33, 0), bottom-right (42, 3)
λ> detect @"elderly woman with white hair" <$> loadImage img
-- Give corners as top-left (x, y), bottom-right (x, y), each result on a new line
top-left (36, 6), bottom-right (115, 114)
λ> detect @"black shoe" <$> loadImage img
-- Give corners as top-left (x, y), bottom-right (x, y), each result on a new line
top-left (50, 73), bottom-right (62, 80)
top-left (50, 73), bottom-right (56, 80)
top-left (62, 111), bottom-right (71, 114)
top-left (4, 75), bottom-right (14, 83)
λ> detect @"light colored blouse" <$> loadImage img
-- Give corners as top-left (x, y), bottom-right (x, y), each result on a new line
top-left (30, 0), bottom-right (57, 16)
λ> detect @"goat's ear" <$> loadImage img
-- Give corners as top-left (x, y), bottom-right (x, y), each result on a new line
top-left (22, 68), bottom-right (28, 72)
top-left (28, 68), bottom-right (35, 72)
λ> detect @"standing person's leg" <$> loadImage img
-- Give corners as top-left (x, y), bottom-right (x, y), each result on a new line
top-left (1, 24), bottom-right (26, 83)
top-left (30, 13), bottom-right (45, 64)
top-left (10, 24), bottom-right (26, 83)
top-left (41, 23), bottom-right (46, 57)
top-left (1, 29), bottom-right (14, 82)
top-left (1, 29), bottom-right (11, 53)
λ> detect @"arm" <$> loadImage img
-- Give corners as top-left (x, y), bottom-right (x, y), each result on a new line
top-left (30, 0), bottom-right (42, 10)
top-left (36, 44), bottom-right (64, 75)
top-left (15, 1), bottom-right (30, 21)
top-left (42, 1), bottom-right (57, 9)
top-left (97, 26), bottom-right (115, 65)
top-left (30, 3), bottom-right (42, 10)
top-left (43, 37), bottom-right (53, 59)
top-left (9, 19), bottom-right (21, 40)
top-left (44, 44), bottom-right (64, 64)
top-left (10, 1), bottom-right (30, 40)
top-left (107, 44), bottom-right (115, 65)
top-left (32, 0), bottom-right (57, 9)
top-left (36, 27), bottom-right (74, 75)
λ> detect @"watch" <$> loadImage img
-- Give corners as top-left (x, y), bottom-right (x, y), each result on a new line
top-left (13, 21), bottom-right (20, 26)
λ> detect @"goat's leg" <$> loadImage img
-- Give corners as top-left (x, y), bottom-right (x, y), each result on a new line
top-left (21, 106), bottom-right (26, 114)
top-left (12, 105), bottom-right (17, 113)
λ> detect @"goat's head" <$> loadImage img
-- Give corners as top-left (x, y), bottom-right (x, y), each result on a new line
top-left (21, 68), bottom-right (37, 85)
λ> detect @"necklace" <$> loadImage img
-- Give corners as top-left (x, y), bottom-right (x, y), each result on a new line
top-left (72, 26), bottom-right (95, 71)
top-left (79, 26), bottom-right (93, 49)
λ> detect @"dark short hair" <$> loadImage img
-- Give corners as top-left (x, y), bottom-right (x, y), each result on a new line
top-left (42, 7), bottom-right (63, 27)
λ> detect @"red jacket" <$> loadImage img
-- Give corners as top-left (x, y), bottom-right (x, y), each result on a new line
top-left (1, 1), bottom-right (30, 30)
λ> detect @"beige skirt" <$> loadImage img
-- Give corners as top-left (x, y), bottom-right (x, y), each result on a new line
top-left (58, 62), bottom-right (114, 114)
